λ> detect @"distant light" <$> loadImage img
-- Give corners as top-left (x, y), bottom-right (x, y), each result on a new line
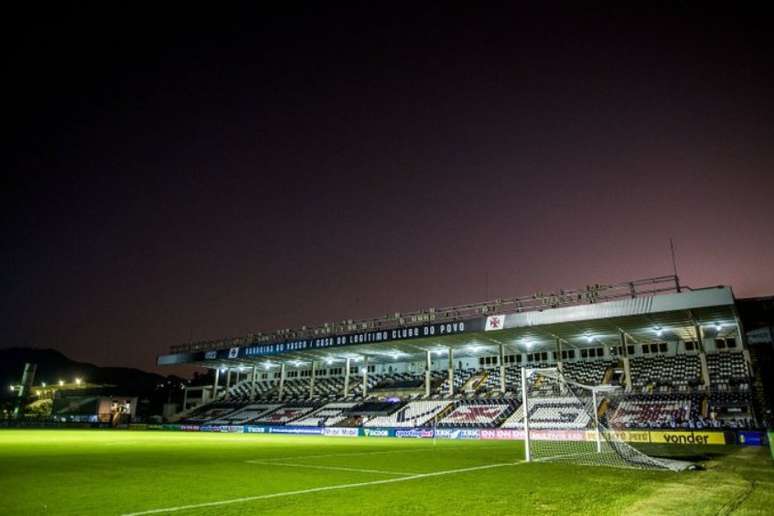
top-left (655, 328), bottom-right (663, 337)
top-left (58, 380), bottom-right (64, 386)
top-left (75, 378), bottom-right (82, 385)
top-left (715, 323), bottom-right (723, 332)
top-left (35, 390), bottom-right (40, 396)
top-left (263, 363), bottom-right (271, 370)
top-left (586, 335), bottom-right (594, 343)
top-left (9, 386), bottom-right (14, 392)
top-left (41, 382), bottom-right (47, 388)
top-left (522, 339), bottom-right (533, 349)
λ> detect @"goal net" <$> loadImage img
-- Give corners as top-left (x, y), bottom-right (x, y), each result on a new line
top-left (512, 367), bottom-right (684, 471)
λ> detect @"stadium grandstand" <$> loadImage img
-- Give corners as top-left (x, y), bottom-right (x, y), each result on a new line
top-left (160, 275), bottom-right (770, 434)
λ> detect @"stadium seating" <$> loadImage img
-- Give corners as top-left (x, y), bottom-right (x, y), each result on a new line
top-left (562, 360), bottom-right (614, 386)
top-left (292, 402), bottom-right (357, 426)
top-left (437, 400), bottom-right (518, 428)
top-left (630, 355), bottom-right (702, 390)
top-left (208, 404), bottom-right (281, 425)
top-left (253, 406), bottom-right (316, 424)
top-left (706, 352), bottom-right (751, 389)
top-left (500, 398), bottom-right (592, 429)
top-left (608, 394), bottom-right (700, 429)
top-left (364, 401), bottom-right (451, 427)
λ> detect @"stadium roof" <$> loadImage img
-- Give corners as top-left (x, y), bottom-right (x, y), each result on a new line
top-left (158, 276), bottom-right (742, 369)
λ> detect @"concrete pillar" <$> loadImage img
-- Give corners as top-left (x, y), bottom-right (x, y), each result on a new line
top-left (344, 358), bottom-right (351, 397)
top-left (225, 369), bottom-right (232, 391)
top-left (213, 368), bottom-right (220, 399)
top-left (362, 356), bottom-right (369, 398)
top-left (250, 366), bottom-right (258, 401)
top-left (620, 330), bottom-right (632, 390)
top-left (447, 348), bottom-right (454, 397)
top-left (699, 352), bottom-right (710, 388)
top-left (499, 343), bottom-right (506, 393)
top-left (694, 324), bottom-right (706, 353)
top-left (309, 361), bottom-right (317, 399)
top-left (182, 386), bottom-right (188, 410)
top-left (425, 350), bottom-right (432, 397)
top-left (279, 363), bottom-right (286, 400)
top-left (556, 338), bottom-right (564, 372)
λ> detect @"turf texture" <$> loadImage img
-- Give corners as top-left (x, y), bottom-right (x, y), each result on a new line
top-left (0, 429), bottom-right (772, 515)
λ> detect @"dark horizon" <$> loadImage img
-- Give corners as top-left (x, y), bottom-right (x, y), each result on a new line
top-left (4, 6), bottom-right (774, 374)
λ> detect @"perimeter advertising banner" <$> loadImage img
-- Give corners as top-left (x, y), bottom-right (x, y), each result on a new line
top-left (434, 429), bottom-right (481, 440)
top-left (584, 430), bottom-right (650, 443)
top-left (394, 429), bottom-right (435, 438)
top-left (738, 431), bottom-right (764, 446)
top-left (648, 430), bottom-right (726, 445)
top-left (267, 426), bottom-right (323, 435)
top-left (322, 427), bottom-right (359, 437)
top-left (361, 428), bottom-right (393, 437)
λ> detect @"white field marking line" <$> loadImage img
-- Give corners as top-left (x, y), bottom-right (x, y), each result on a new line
top-left (245, 459), bottom-right (415, 476)
top-left (121, 462), bottom-right (523, 516)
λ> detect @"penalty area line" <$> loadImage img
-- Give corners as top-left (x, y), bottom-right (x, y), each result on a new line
top-left (121, 462), bottom-right (522, 516)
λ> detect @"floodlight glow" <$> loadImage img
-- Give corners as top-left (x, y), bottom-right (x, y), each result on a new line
top-left (522, 339), bottom-right (533, 349)
top-left (325, 357), bottom-right (334, 365)
top-left (75, 378), bottom-right (82, 385)
top-left (9, 385), bottom-right (14, 392)
top-left (715, 323), bottom-right (723, 332)
top-left (586, 335), bottom-right (594, 343)
top-left (655, 327), bottom-right (663, 337)
top-left (58, 380), bottom-right (64, 386)
top-left (41, 382), bottom-right (46, 387)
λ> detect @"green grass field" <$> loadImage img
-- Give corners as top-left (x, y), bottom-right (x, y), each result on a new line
top-left (0, 430), bottom-right (772, 515)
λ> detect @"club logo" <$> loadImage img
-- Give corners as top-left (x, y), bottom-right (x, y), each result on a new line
top-left (485, 315), bottom-right (504, 331)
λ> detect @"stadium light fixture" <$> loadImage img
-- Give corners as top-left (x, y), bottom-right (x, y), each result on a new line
top-left (58, 380), bottom-right (64, 386)
top-left (75, 378), bottom-right (82, 385)
top-left (586, 334), bottom-right (594, 343)
top-left (9, 385), bottom-right (14, 392)
top-left (41, 382), bottom-right (47, 387)
top-left (655, 327), bottom-right (663, 337)
top-left (522, 339), bottom-right (533, 349)
top-left (715, 323), bottom-right (723, 332)
top-left (325, 357), bottom-right (334, 365)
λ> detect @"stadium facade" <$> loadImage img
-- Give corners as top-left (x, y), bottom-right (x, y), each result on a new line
top-left (158, 275), bottom-right (772, 434)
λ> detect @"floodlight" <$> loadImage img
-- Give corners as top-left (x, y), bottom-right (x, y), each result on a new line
top-left (58, 380), bottom-right (64, 386)
top-left (75, 378), bottom-right (82, 385)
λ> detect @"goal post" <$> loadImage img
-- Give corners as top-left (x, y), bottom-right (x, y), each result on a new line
top-left (517, 367), bottom-right (689, 471)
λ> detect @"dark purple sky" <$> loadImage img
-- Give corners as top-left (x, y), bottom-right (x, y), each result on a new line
top-left (4, 6), bottom-right (774, 373)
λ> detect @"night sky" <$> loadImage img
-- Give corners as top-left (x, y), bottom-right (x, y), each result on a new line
top-left (4, 6), bottom-right (774, 373)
